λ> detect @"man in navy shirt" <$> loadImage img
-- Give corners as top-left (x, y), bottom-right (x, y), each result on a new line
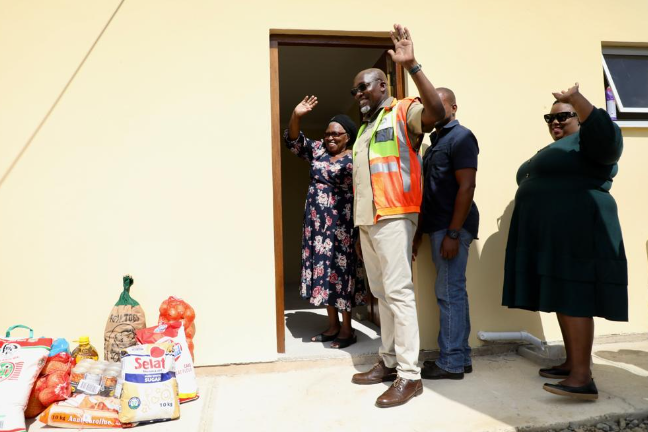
top-left (413, 87), bottom-right (479, 380)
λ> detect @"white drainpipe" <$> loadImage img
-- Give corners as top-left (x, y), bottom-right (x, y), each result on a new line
top-left (477, 331), bottom-right (546, 350)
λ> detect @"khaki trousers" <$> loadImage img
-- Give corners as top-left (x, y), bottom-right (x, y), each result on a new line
top-left (360, 218), bottom-right (420, 379)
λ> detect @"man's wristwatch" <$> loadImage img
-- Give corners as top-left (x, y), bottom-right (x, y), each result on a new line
top-left (408, 63), bottom-right (422, 75)
top-left (446, 229), bottom-right (460, 240)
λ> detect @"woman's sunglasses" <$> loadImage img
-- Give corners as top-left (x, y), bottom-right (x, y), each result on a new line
top-left (544, 112), bottom-right (577, 124)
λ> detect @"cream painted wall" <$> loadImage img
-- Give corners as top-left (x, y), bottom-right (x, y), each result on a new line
top-left (0, 0), bottom-right (647, 365)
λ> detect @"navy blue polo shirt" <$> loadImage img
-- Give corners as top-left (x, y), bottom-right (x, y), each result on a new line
top-left (421, 119), bottom-right (480, 238)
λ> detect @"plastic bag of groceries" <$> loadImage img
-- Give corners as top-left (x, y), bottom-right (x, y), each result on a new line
top-left (137, 321), bottom-right (198, 402)
top-left (118, 342), bottom-right (180, 426)
top-left (104, 275), bottom-right (146, 362)
top-left (38, 394), bottom-right (121, 429)
top-left (0, 325), bottom-right (52, 432)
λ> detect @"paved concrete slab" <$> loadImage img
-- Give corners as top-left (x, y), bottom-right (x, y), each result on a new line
top-left (26, 338), bottom-right (648, 432)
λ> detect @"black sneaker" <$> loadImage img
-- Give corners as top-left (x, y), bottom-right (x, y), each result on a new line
top-left (421, 362), bottom-right (464, 380)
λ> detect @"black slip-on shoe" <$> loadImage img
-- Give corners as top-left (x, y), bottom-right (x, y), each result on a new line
top-left (421, 362), bottom-right (464, 380)
top-left (423, 360), bottom-right (472, 374)
top-left (543, 380), bottom-right (598, 401)
top-left (539, 367), bottom-right (570, 379)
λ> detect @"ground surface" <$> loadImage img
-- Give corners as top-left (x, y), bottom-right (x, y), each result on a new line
top-left (26, 337), bottom-right (648, 432)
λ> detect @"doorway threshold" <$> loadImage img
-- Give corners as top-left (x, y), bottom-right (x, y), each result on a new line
top-left (280, 308), bottom-right (381, 364)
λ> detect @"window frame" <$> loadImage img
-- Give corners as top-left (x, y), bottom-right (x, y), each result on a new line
top-left (602, 46), bottom-right (648, 115)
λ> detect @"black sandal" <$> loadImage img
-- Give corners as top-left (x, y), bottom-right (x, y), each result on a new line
top-left (331, 333), bottom-right (357, 349)
top-left (311, 331), bottom-right (339, 342)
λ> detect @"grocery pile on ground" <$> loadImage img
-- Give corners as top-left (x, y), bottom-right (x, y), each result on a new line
top-left (0, 275), bottom-right (198, 430)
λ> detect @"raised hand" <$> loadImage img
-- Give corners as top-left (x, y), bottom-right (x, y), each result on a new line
top-left (387, 24), bottom-right (416, 69)
top-left (552, 82), bottom-right (595, 123)
top-left (294, 95), bottom-right (318, 118)
top-left (288, 96), bottom-right (318, 140)
top-left (552, 83), bottom-right (580, 104)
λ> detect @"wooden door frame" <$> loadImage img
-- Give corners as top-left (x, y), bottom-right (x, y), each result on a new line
top-left (269, 31), bottom-right (407, 353)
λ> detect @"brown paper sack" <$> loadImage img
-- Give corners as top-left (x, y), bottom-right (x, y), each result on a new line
top-left (104, 275), bottom-right (146, 362)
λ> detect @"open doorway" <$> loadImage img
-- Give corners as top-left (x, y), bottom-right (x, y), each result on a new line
top-left (269, 32), bottom-right (407, 354)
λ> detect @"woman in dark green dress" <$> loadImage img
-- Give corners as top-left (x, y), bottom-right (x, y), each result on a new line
top-left (502, 84), bottom-right (627, 400)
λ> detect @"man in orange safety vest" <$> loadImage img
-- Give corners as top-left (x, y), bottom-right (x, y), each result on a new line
top-left (350, 23), bottom-right (446, 408)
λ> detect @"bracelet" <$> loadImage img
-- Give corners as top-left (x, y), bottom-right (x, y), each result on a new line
top-left (408, 64), bottom-right (422, 75)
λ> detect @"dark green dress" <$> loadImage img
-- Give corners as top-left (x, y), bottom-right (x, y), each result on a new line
top-left (502, 108), bottom-right (628, 321)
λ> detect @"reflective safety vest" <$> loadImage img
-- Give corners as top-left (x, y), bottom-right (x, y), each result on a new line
top-left (355, 97), bottom-right (423, 223)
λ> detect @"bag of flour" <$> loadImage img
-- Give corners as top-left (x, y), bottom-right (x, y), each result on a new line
top-left (118, 343), bottom-right (180, 426)
top-left (0, 325), bottom-right (52, 432)
top-left (104, 275), bottom-right (146, 362)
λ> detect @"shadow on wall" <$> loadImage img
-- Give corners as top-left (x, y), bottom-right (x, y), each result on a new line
top-left (469, 200), bottom-right (546, 343)
top-left (621, 128), bottom-right (648, 140)
top-left (416, 200), bottom-right (546, 350)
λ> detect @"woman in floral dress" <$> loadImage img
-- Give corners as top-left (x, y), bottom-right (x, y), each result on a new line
top-left (284, 95), bottom-right (366, 349)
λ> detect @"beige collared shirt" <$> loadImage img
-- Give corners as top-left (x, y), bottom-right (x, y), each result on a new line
top-left (352, 97), bottom-right (428, 227)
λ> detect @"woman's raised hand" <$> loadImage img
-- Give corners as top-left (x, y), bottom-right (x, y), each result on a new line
top-left (552, 83), bottom-right (580, 104)
top-left (288, 96), bottom-right (318, 140)
top-left (552, 82), bottom-right (594, 123)
top-left (294, 95), bottom-right (318, 118)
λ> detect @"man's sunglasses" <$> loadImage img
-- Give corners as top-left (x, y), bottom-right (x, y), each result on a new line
top-left (544, 112), bottom-right (577, 124)
top-left (350, 79), bottom-right (383, 96)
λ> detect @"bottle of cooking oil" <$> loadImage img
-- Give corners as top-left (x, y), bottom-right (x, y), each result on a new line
top-left (71, 336), bottom-right (99, 363)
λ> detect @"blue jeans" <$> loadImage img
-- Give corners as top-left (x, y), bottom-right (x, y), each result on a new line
top-left (429, 228), bottom-right (473, 373)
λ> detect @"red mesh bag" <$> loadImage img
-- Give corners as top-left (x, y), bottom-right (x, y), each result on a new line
top-left (25, 352), bottom-right (73, 418)
top-left (158, 297), bottom-right (196, 360)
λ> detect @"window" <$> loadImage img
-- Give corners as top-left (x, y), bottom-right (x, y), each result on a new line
top-left (602, 46), bottom-right (648, 127)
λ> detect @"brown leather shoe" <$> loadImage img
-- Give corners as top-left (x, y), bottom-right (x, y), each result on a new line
top-left (351, 361), bottom-right (397, 385)
top-left (376, 377), bottom-right (423, 408)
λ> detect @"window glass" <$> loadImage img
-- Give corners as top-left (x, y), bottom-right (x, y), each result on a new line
top-left (603, 54), bottom-right (648, 109)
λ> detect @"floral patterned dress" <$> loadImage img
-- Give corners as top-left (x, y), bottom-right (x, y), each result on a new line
top-left (284, 131), bottom-right (366, 312)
